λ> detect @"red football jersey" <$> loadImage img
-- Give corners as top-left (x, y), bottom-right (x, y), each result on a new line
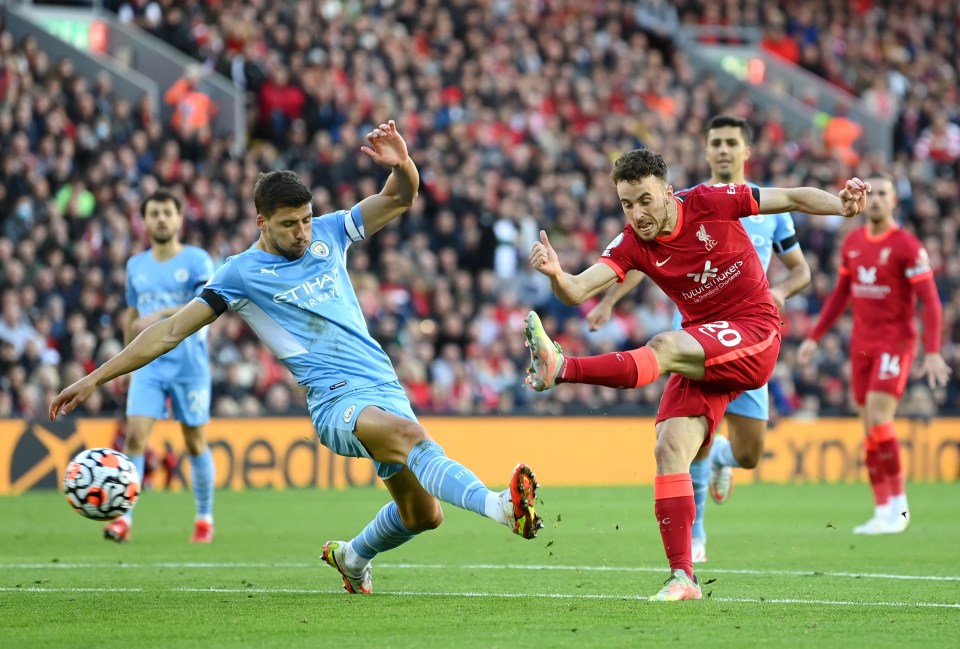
top-left (838, 225), bottom-right (933, 353)
top-left (599, 183), bottom-right (779, 328)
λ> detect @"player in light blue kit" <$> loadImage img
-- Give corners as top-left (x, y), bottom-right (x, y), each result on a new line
top-left (50, 121), bottom-right (542, 594)
top-left (103, 189), bottom-right (217, 544)
top-left (586, 115), bottom-right (811, 562)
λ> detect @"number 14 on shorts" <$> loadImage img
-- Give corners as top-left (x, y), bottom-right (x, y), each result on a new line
top-left (879, 353), bottom-right (901, 379)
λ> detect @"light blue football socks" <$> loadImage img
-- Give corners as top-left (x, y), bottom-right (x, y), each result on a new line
top-left (122, 453), bottom-right (147, 523)
top-left (690, 458), bottom-right (710, 540)
top-left (406, 440), bottom-right (489, 516)
top-left (350, 502), bottom-right (418, 560)
top-left (189, 448), bottom-right (215, 520)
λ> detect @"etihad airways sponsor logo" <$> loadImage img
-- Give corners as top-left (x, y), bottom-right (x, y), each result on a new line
top-left (273, 268), bottom-right (342, 307)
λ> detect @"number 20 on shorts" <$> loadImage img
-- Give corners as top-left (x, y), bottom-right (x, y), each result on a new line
top-left (698, 321), bottom-right (742, 347)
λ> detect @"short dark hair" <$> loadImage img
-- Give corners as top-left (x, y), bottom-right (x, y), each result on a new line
top-left (611, 148), bottom-right (668, 185)
top-left (705, 114), bottom-right (752, 144)
top-left (866, 170), bottom-right (896, 186)
top-left (140, 189), bottom-right (181, 217)
top-left (254, 170), bottom-right (313, 217)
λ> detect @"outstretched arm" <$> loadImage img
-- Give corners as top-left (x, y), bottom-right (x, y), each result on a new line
top-left (529, 230), bottom-right (619, 305)
top-left (759, 178), bottom-right (869, 218)
top-left (355, 120), bottom-right (419, 237)
top-left (50, 300), bottom-right (219, 419)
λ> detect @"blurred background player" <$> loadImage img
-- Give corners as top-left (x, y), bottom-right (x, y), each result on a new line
top-left (51, 122), bottom-right (542, 596)
top-left (104, 190), bottom-right (216, 544)
top-left (524, 147), bottom-right (868, 600)
top-left (798, 172), bottom-right (951, 535)
top-left (586, 115), bottom-right (811, 563)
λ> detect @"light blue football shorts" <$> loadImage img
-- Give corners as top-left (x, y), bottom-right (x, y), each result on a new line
top-left (307, 381), bottom-right (412, 480)
top-left (725, 383), bottom-right (769, 421)
top-left (126, 371), bottom-right (211, 427)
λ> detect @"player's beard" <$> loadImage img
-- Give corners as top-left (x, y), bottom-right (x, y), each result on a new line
top-left (271, 235), bottom-right (306, 261)
top-left (714, 166), bottom-right (734, 183)
top-left (151, 232), bottom-right (173, 245)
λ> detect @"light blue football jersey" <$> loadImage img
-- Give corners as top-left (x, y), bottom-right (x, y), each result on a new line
top-left (198, 206), bottom-right (397, 403)
top-left (126, 245), bottom-right (215, 380)
top-left (671, 181), bottom-right (798, 330)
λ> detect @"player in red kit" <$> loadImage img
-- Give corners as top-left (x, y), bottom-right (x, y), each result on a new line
top-left (523, 148), bottom-right (868, 601)
top-left (798, 172), bottom-right (950, 535)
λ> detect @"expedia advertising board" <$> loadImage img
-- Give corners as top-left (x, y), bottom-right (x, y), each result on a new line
top-left (1, 417), bottom-right (958, 494)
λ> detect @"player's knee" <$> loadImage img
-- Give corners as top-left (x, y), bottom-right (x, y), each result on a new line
top-left (182, 428), bottom-right (207, 456)
top-left (863, 412), bottom-right (892, 430)
top-left (124, 430), bottom-right (150, 454)
top-left (647, 332), bottom-right (691, 372)
top-left (404, 501), bottom-right (444, 532)
top-left (735, 448), bottom-right (761, 469)
top-left (396, 420), bottom-right (430, 450)
top-left (647, 333), bottom-right (678, 362)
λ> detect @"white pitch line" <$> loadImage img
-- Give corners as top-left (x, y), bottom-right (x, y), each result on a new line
top-left (1, 561), bottom-right (957, 583)
top-left (0, 587), bottom-right (143, 593)
top-left (4, 586), bottom-right (955, 608)
top-left (179, 587), bottom-right (960, 609)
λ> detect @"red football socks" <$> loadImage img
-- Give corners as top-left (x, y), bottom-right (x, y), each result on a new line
top-left (870, 422), bottom-right (904, 498)
top-left (558, 346), bottom-right (660, 389)
top-left (654, 473), bottom-right (695, 579)
top-left (864, 437), bottom-right (890, 507)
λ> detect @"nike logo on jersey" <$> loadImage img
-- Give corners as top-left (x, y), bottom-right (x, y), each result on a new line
top-left (260, 266), bottom-right (279, 277)
top-left (655, 256), bottom-right (672, 267)
top-left (848, 250), bottom-right (860, 258)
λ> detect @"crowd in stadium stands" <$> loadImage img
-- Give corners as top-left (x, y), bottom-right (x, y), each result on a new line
top-left (0, 1), bottom-right (957, 424)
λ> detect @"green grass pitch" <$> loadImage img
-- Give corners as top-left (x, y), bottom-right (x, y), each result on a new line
top-left (1, 483), bottom-right (957, 648)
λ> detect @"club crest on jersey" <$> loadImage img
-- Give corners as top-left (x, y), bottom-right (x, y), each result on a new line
top-left (696, 225), bottom-right (717, 251)
top-left (602, 233), bottom-right (624, 257)
top-left (878, 247), bottom-right (891, 265)
top-left (857, 266), bottom-right (877, 285)
top-left (309, 241), bottom-right (330, 258)
top-left (342, 404), bottom-right (357, 423)
top-left (174, 268), bottom-right (189, 282)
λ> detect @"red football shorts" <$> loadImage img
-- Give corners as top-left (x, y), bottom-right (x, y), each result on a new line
top-left (850, 347), bottom-right (913, 406)
top-left (656, 315), bottom-right (782, 440)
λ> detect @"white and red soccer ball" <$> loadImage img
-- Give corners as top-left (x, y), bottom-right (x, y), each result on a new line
top-left (63, 448), bottom-right (141, 521)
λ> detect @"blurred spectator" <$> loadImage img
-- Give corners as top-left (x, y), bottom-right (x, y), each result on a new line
top-left (164, 66), bottom-right (217, 151)
top-left (0, 1), bottom-right (956, 420)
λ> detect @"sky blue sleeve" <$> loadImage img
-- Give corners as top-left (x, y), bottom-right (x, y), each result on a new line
top-left (124, 258), bottom-right (137, 309)
top-left (195, 249), bottom-right (215, 288)
top-left (773, 212), bottom-right (800, 255)
top-left (198, 258), bottom-right (244, 310)
top-left (314, 205), bottom-right (365, 253)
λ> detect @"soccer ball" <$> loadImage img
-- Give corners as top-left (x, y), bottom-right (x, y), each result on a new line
top-left (63, 448), bottom-right (141, 521)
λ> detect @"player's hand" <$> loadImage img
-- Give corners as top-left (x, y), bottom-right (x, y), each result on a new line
top-left (770, 286), bottom-right (787, 311)
top-left (360, 120), bottom-right (409, 168)
top-left (49, 376), bottom-right (98, 421)
top-left (838, 177), bottom-right (871, 217)
top-left (529, 230), bottom-right (561, 278)
top-left (586, 301), bottom-right (613, 331)
top-left (920, 352), bottom-right (951, 389)
top-left (796, 338), bottom-right (818, 365)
